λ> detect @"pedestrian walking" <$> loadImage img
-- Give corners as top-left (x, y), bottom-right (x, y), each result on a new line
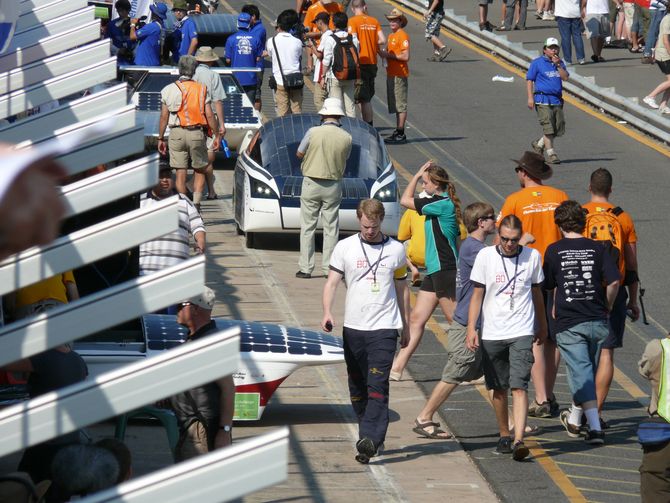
top-left (322, 199), bottom-right (410, 464)
top-left (424, 0), bottom-right (452, 61)
top-left (527, 38), bottom-right (569, 164)
top-left (466, 215), bottom-right (547, 461)
top-left (543, 200), bottom-right (620, 446)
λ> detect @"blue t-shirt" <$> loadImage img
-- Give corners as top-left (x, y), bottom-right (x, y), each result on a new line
top-left (414, 193), bottom-right (460, 275)
top-left (170, 25), bottom-right (182, 63)
top-left (134, 21), bottom-right (162, 66)
top-left (526, 55), bottom-right (568, 106)
top-left (249, 21), bottom-right (267, 50)
top-left (453, 236), bottom-right (486, 327)
top-left (178, 16), bottom-right (198, 57)
top-left (225, 30), bottom-right (263, 86)
top-left (108, 17), bottom-right (136, 65)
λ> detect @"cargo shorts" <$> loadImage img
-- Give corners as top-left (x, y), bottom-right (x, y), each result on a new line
top-left (168, 127), bottom-right (209, 170)
top-left (441, 322), bottom-right (483, 384)
top-left (535, 104), bottom-right (565, 137)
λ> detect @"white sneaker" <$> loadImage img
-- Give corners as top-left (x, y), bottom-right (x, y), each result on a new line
top-left (660, 106), bottom-right (670, 115)
top-left (643, 95), bottom-right (659, 109)
top-left (542, 10), bottom-right (555, 20)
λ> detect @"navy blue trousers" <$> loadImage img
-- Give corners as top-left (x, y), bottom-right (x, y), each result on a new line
top-left (343, 327), bottom-right (398, 448)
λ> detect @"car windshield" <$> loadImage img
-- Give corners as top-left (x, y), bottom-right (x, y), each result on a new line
top-left (258, 115), bottom-right (387, 180)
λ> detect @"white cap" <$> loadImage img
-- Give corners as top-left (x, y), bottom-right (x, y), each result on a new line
top-left (188, 287), bottom-right (216, 310)
top-left (545, 37), bottom-right (560, 47)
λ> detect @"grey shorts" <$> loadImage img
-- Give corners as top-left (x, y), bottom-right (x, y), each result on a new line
top-left (386, 76), bottom-right (408, 114)
top-left (425, 11), bottom-right (444, 38)
top-left (584, 14), bottom-right (611, 39)
top-left (481, 335), bottom-right (534, 391)
top-left (441, 322), bottom-right (484, 384)
top-left (535, 104), bottom-right (565, 137)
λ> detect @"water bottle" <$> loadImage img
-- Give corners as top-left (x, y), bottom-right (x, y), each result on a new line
top-left (492, 75), bottom-right (515, 83)
top-left (220, 138), bottom-right (231, 158)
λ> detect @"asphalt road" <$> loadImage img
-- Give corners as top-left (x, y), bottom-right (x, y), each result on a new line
top-left (225, 0), bottom-right (669, 500)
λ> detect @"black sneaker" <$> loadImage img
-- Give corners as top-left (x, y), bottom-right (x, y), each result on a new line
top-left (355, 437), bottom-right (376, 464)
top-left (512, 440), bottom-right (530, 461)
top-left (584, 429), bottom-right (605, 445)
top-left (295, 271), bottom-right (311, 279)
top-left (549, 396), bottom-right (560, 416)
top-left (496, 436), bottom-right (513, 454)
top-left (560, 410), bottom-right (581, 438)
top-left (384, 131), bottom-right (407, 144)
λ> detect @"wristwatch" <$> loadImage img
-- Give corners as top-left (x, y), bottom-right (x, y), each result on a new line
top-left (220, 424), bottom-right (232, 432)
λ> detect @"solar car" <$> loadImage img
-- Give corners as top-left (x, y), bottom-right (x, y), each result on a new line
top-left (120, 66), bottom-right (261, 151)
top-left (233, 115), bottom-right (401, 248)
top-left (0, 316), bottom-right (343, 422)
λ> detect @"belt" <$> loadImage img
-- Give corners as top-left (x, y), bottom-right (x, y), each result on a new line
top-left (172, 125), bottom-right (206, 130)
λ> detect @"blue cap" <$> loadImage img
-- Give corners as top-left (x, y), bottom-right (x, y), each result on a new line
top-left (237, 12), bottom-right (251, 29)
top-left (149, 2), bottom-right (168, 20)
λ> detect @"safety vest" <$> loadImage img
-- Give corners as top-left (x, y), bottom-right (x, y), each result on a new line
top-left (175, 79), bottom-right (208, 127)
top-left (658, 338), bottom-right (670, 422)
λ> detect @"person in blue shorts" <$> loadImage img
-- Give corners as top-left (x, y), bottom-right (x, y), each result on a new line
top-left (130, 2), bottom-right (167, 66)
top-left (391, 160), bottom-right (462, 380)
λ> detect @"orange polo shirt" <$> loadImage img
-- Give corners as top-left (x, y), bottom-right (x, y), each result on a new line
top-left (497, 185), bottom-right (569, 261)
top-left (386, 29), bottom-right (410, 78)
top-left (304, 1), bottom-right (343, 42)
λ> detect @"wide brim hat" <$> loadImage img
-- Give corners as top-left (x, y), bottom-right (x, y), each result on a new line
top-left (318, 97), bottom-right (346, 117)
top-left (512, 151), bottom-right (553, 180)
top-left (172, 0), bottom-right (188, 11)
top-left (385, 8), bottom-right (408, 28)
top-left (194, 46), bottom-right (219, 62)
top-left (149, 2), bottom-right (168, 20)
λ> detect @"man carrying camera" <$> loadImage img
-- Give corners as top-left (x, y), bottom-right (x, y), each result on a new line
top-left (108, 0), bottom-right (136, 65)
top-left (129, 2), bottom-right (168, 66)
top-left (267, 9), bottom-right (304, 116)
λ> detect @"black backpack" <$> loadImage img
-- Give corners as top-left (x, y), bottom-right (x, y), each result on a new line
top-left (331, 33), bottom-right (361, 81)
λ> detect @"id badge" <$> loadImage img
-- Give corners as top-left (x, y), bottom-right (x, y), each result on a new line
top-left (371, 282), bottom-right (380, 294)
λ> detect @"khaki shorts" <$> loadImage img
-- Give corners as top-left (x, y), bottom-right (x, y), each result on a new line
top-left (584, 14), bottom-right (610, 39)
top-left (168, 127), bottom-right (209, 169)
top-left (175, 420), bottom-right (210, 462)
top-left (386, 76), bottom-right (408, 114)
top-left (535, 104), bottom-right (565, 137)
top-left (441, 322), bottom-right (483, 384)
top-left (356, 64), bottom-right (378, 103)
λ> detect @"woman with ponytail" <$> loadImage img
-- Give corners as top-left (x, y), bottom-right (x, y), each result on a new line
top-left (391, 160), bottom-right (462, 384)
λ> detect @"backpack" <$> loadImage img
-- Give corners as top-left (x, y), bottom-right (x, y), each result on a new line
top-left (175, 80), bottom-right (208, 128)
top-left (331, 33), bottom-right (361, 81)
top-left (584, 206), bottom-right (625, 276)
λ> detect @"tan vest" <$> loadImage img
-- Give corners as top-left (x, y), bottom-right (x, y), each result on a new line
top-left (301, 123), bottom-right (352, 180)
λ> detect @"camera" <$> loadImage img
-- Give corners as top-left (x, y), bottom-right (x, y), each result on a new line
top-left (289, 22), bottom-right (310, 44)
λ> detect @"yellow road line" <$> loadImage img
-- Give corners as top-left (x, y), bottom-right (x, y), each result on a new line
top-left (613, 366), bottom-right (647, 399)
top-left (383, 0), bottom-right (670, 160)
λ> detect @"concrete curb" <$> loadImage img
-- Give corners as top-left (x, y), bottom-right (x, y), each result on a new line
top-left (397, 0), bottom-right (670, 144)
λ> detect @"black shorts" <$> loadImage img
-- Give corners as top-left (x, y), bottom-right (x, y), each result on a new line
top-left (657, 60), bottom-right (670, 75)
top-left (356, 64), bottom-right (377, 103)
top-left (420, 269), bottom-right (457, 298)
top-left (603, 287), bottom-right (628, 349)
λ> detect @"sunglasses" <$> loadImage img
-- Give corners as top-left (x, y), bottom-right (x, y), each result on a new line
top-left (479, 215), bottom-right (495, 221)
top-left (500, 236), bottom-right (520, 244)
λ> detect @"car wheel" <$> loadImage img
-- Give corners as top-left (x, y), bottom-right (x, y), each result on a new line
top-left (245, 232), bottom-right (255, 248)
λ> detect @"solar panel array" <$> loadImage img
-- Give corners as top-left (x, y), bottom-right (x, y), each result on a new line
top-left (143, 315), bottom-right (343, 356)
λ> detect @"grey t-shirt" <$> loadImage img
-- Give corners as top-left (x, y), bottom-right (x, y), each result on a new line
top-left (453, 236), bottom-right (486, 327)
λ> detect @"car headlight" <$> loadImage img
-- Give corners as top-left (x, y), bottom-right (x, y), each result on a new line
top-left (373, 183), bottom-right (398, 202)
top-left (249, 178), bottom-right (278, 199)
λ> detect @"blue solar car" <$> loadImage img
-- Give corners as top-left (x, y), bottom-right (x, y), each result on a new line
top-left (233, 115), bottom-right (401, 248)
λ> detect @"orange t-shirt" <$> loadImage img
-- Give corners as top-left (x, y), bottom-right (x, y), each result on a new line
top-left (386, 29), bottom-right (410, 78)
top-left (348, 14), bottom-right (382, 65)
top-left (497, 185), bottom-right (569, 261)
top-left (304, 1), bottom-right (343, 42)
top-left (583, 201), bottom-right (637, 279)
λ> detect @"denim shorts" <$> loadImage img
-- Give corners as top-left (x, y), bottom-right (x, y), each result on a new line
top-left (481, 335), bottom-right (534, 391)
top-left (556, 320), bottom-right (608, 404)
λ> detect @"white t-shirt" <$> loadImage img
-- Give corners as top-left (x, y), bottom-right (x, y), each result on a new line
top-left (313, 29), bottom-right (333, 83)
top-left (555, 0), bottom-right (581, 19)
top-left (320, 30), bottom-right (360, 80)
top-left (470, 246), bottom-right (544, 341)
top-left (586, 0), bottom-right (609, 16)
top-left (266, 32), bottom-right (303, 87)
top-left (330, 234), bottom-right (407, 331)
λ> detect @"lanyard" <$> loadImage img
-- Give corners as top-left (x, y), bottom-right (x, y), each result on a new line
top-left (358, 234), bottom-right (385, 284)
top-left (497, 246), bottom-right (520, 311)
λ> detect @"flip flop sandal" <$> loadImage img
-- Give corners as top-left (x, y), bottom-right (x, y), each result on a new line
top-left (413, 420), bottom-right (453, 439)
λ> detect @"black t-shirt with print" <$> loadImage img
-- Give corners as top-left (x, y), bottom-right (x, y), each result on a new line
top-left (543, 237), bottom-right (619, 333)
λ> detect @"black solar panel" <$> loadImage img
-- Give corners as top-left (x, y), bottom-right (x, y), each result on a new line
top-left (192, 14), bottom-right (238, 36)
top-left (138, 92), bottom-right (161, 112)
top-left (143, 315), bottom-right (343, 355)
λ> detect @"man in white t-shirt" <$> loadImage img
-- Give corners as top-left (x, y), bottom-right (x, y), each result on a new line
top-left (267, 9), bottom-right (304, 116)
top-left (466, 214), bottom-right (547, 461)
top-left (583, 0), bottom-right (610, 62)
top-left (555, 0), bottom-right (586, 64)
top-left (322, 198), bottom-right (410, 464)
